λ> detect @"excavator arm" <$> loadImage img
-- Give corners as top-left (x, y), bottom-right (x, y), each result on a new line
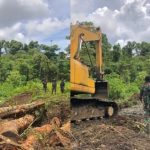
top-left (70, 24), bottom-right (103, 95)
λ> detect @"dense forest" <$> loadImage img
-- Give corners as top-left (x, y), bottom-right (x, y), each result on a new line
top-left (0, 23), bottom-right (150, 106)
top-left (0, 40), bottom-right (70, 103)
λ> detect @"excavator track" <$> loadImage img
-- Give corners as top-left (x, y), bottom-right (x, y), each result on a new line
top-left (71, 98), bottom-right (118, 122)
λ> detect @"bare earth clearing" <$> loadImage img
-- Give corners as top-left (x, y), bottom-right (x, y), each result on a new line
top-left (71, 103), bottom-right (150, 150)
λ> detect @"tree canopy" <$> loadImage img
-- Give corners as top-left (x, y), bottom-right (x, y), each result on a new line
top-left (0, 40), bottom-right (69, 84)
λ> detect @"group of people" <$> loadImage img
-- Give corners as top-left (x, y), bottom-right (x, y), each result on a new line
top-left (42, 78), bottom-right (65, 94)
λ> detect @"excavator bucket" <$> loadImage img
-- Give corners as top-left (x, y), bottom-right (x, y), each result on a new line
top-left (93, 81), bottom-right (108, 99)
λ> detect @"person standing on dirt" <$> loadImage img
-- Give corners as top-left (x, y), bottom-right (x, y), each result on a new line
top-left (52, 79), bottom-right (57, 94)
top-left (140, 76), bottom-right (150, 136)
top-left (60, 79), bottom-right (65, 93)
top-left (140, 76), bottom-right (150, 114)
top-left (42, 78), bottom-right (47, 93)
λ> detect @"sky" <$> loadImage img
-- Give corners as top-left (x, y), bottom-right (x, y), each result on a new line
top-left (0, 0), bottom-right (70, 50)
top-left (71, 0), bottom-right (150, 47)
top-left (0, 0), bottom-right (150, 50)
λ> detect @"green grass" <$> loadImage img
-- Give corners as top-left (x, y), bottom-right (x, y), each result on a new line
top-left (0, 77), bottom-right (140, 108)
top-left (0, 80), bottom-right (70, 105)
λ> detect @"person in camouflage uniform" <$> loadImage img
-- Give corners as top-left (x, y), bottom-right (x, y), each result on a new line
top-left (140, 76), bottom-right (150, 136)
top-left (140, 76), bottom-right (150, 115)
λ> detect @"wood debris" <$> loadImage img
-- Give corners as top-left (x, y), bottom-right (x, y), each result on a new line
top-left (0, 102), bottom-right (71, 150)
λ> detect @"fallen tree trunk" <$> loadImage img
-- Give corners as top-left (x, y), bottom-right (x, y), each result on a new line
top-left (58, 122), bottom-right (71, 147)
top-left (0, 115), bottom-right (35, 142)
top-left (22, 124), bottom-right (55, 149)
top-left (0, 101), bottom-right (45, 118)
top-left (0, 134), bottom-right (25, 150)
top-left (61, 122), bottom-right (70, 132)
top-left (22, 118), bottom-right (71, 150)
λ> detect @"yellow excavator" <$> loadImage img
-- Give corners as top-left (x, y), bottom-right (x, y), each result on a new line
top-left (70, 24), bottom-right (118, 121)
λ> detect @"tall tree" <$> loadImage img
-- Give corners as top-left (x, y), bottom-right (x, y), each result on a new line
top-left (122, 41), bottom-right (136, 57)
top-left (112, 44), bottom-right (121, 62)
top-left (139, 42), bottom-right (150, 56)
top-left (102, 34), bottom-right (111, 63)
top-left (9, 40), bottom-right (23, 55)
top-left (28, 41), bottom-right (39, 49)
top-left (0, 40), bottom-right (5, 57)
top-left (42, 44), bottom-right (60, 61)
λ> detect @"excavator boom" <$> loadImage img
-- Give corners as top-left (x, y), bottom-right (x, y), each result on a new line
top-left (70, 25), bottom-right (103, 95)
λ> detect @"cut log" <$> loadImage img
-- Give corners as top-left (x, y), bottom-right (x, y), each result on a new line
top-left (0, 134), bottom-right (25, 150)
top-left (49, 121), bottom-right (71, 147)
top-left (0, 101), bottom-right (45, 118)
top-left (22, 117), bottom-right (61, 149)
top-left (56, 122), bottom-right (71, 147)
top-left (22, 118), bottom-right (71, 149)
top-left (61, 122), bottom-right (70, 132)
top-left (0, 115), bottom-right (35, 142)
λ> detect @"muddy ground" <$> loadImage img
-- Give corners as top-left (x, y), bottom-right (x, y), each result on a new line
top-left (71, 103), bottom-right (150, 150)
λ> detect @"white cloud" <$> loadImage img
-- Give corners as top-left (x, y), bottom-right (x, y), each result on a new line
top-left (0, 0), bottom-right (70, 49)
top-left (71, 0), bottom-right (150, 44)
top-left (0, 23), bottom-right (31, 43)
top-left (25, 18), bottom-right (70, 41)
top-left (115, 39), bottom-right (132, 47)
top-left (0, 0), bottom-right (50, 28)
top-left (0, 17), bottom-right (69, 42)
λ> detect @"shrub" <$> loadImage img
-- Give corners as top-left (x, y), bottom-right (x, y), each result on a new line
top-left (105, 73), bottom-right (139, 101)
top-left (6, 71), bottom-right (26, 87)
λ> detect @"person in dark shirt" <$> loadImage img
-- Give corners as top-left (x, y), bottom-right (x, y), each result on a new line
top-left (52, 79), bottom-right (57, 94)
top-left (60, 79), bottom-right (65, 93)
top-left (140, 76), bottom-right (150, 115)
top-left (42, 78), bottom-right (47, 93)
top-left (140, 76), bottom-right (150, 136)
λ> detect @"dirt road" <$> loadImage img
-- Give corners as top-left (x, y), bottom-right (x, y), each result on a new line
top-left (71, 103), bottom-right (150, 150)
top-left (120, 104), bottom-right (144, 116)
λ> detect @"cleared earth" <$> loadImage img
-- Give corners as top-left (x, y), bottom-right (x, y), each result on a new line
top-left (71, 103), bottom-right (150, 150)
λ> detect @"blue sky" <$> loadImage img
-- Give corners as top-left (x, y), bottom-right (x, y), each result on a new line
top-left (0, 0), bottom-right (70, 50)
